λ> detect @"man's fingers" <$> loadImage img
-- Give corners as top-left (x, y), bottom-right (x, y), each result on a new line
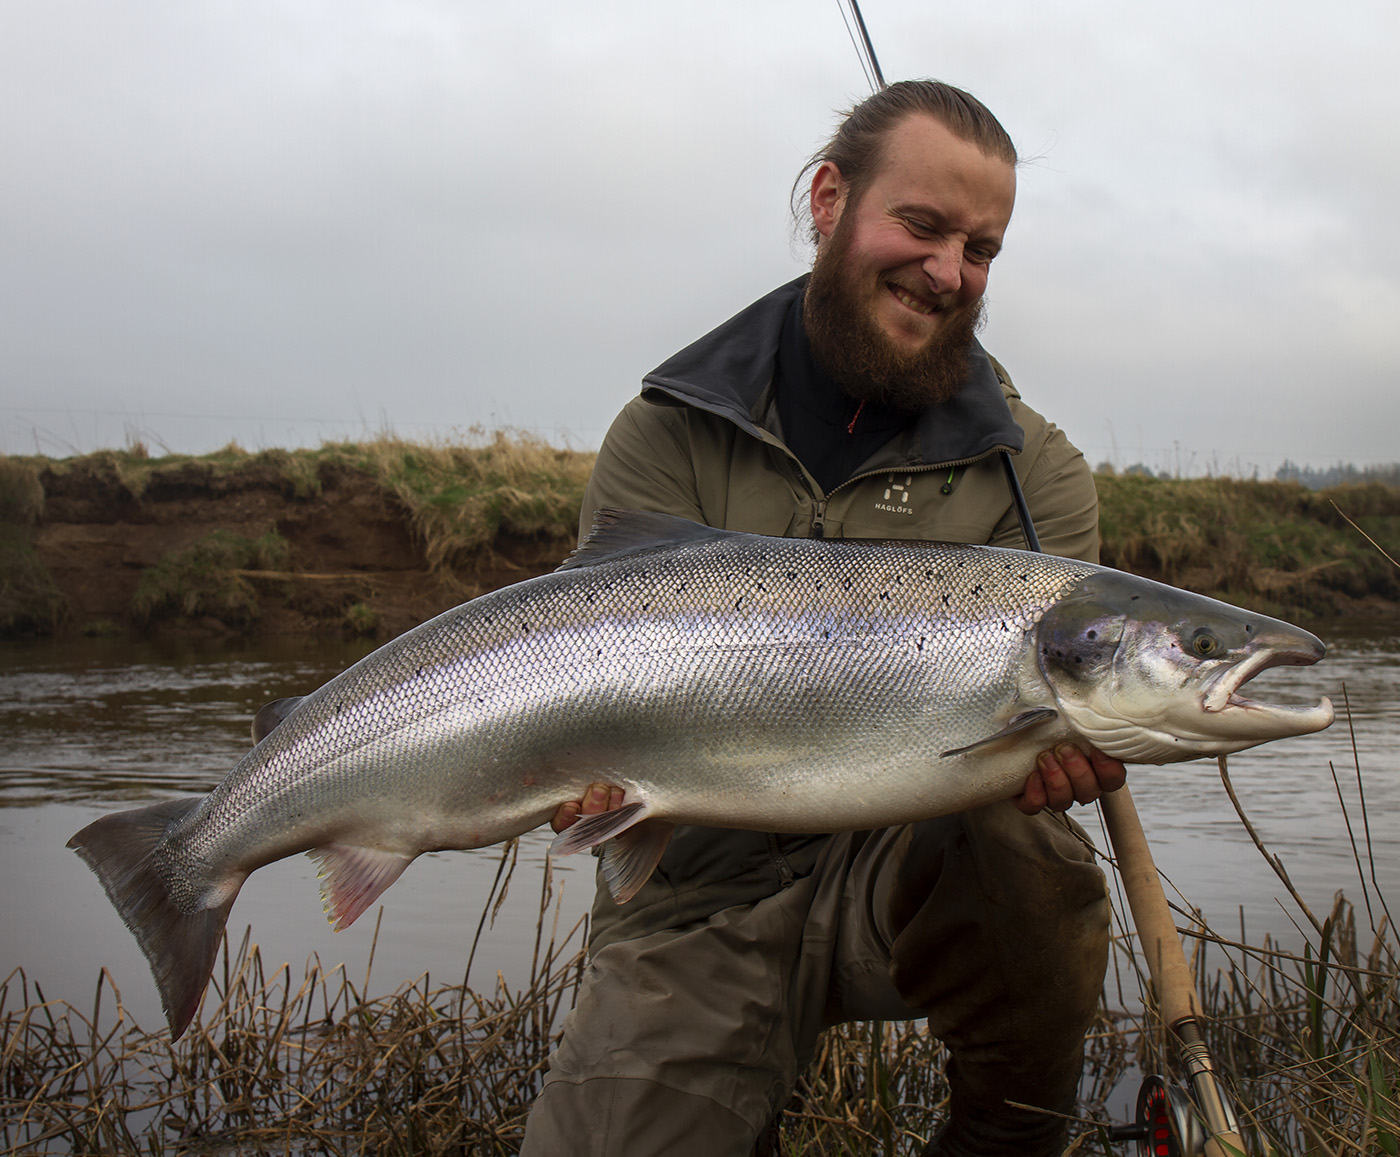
top-left (1089, 749), bottom-right (1129, 793)
top-left (1014, 771), bottom-right (1049, 816)
top-left (580, 783), bottom-right (615, 816)
top-left (550, 801), bottom-right (580, 834)
top-left (550, 782), bottom-right (626, 834)
top-left (1054, 745), bottom-right (1102, 806)
top-left (1025, 746), bottom-right (1129, 813)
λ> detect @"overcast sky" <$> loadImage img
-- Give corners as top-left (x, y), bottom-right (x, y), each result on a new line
top-left (2, 0), bottom-right (1396, 476)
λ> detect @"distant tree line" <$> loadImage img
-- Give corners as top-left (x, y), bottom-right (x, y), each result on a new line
top-left (1274, 460), bottom-right (1400, 489)
top-left (1095, 460), bottom-right (1400, 487)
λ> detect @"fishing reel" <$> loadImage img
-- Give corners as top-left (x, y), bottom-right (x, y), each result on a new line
top-left (1107, 1075), bottom-right (1206, 1156)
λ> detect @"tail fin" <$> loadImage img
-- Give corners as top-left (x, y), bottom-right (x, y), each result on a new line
top-left (67, 799), bottom-right (237, 1040)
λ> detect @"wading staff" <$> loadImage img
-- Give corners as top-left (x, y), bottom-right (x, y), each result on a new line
top-left (1100, 787), bottom-right (1246, 1156)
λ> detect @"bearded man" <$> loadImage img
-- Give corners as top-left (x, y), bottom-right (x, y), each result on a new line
top-left (521, 80), bottom-right (1126, 1157)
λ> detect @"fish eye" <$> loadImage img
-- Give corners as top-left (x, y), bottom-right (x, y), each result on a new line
top-left (1191, 628), bottom-right (1220, 657)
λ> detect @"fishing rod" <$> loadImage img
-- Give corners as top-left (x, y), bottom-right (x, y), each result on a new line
top-left (834, 3), bottom-right (1249, 1152)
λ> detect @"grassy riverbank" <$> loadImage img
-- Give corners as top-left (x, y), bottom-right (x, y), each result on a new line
top-left (3, 436), bottom-right (1399, 640)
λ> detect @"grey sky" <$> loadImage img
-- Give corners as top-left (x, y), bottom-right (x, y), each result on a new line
top-left (2, 0), bottom-right (1396, 475)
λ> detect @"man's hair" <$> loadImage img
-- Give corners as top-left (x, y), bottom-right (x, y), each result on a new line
top-left (793, 79), bottom-right (1017, 244)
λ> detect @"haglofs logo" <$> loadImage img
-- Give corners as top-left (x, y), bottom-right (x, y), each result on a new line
top-left (874, 474), bottom-right (915, 516)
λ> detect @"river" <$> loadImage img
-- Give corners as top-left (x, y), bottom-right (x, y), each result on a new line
top-left (1, 620), bottom-right (1396, 1032)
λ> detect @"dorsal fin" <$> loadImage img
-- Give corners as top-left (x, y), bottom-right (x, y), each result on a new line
top-left (252, 696), bottom-right (303, 744)
top-left (557, 509), bottom-right (739, 571)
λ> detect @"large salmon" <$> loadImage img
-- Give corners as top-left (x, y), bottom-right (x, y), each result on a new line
top-left (69, 510), bottom-right (1334, 1037)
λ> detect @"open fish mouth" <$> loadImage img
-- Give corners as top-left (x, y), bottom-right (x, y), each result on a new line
top-left (1201, 645), bottom-right (1334, 732)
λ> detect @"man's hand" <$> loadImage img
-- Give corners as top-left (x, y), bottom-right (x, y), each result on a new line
top-left (550, 783), bottom-right (626, 834)
top-left (1015, 746), bottom-right (1127, 815)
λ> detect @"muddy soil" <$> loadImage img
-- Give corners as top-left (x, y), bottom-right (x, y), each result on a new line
top-left (28, 461), bottom-right (571, 639)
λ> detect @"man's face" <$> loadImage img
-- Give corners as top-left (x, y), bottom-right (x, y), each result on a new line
top-left (803, 114), bottom-right (1016, 409)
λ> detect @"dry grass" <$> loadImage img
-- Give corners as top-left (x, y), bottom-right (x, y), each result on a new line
top-left (331, 431), bottom-right (593, 574)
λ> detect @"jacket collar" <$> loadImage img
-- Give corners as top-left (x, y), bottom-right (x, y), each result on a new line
top-left (640, 275), bottom-right (1025, 469)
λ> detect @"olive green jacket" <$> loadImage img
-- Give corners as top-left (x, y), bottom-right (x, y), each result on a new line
top-left (580, 276), bottom-right (1100, 947)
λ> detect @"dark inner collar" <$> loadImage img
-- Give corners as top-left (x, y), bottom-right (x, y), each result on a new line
top-left (775, 291), bottom-right (913, 494)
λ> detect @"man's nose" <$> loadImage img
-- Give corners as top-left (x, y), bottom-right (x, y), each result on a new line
top-left (922, 241), bottom-right (964, 295)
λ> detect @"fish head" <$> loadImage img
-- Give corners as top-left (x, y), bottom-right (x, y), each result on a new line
top-left (1034, 571), bottom-right (1334, 763)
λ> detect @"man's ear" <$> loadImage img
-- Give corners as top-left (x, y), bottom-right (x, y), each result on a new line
top-left (809, 161), bottom-right (847, 242)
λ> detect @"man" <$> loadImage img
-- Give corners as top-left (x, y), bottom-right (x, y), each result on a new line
top-left (521, 80), bottom-right (1125, 1156)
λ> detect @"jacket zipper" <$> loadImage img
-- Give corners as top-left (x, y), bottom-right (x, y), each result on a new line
top-left (765, 833), bottom-right (797, 889)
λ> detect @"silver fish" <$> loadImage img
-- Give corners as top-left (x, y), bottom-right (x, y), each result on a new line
top-left (69, 510), bottom-right (1334, 1038)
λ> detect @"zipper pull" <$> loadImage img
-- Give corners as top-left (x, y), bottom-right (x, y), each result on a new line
top-left (811, 499), bottom-right (827, 538)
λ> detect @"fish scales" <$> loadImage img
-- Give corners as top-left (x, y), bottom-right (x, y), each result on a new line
top-left (68, 510), bottom-right (1334, 1038)
top-left (176, 534), bottom-right (1095, 881)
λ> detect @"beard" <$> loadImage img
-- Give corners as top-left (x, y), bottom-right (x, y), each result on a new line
top-left (803, 218), bottom-right (985, 412)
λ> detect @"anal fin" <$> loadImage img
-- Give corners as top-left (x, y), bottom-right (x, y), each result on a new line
top-left (940, 707), bottom-right (1059, 758)
top-left (307, 844), bottom-right (414, 930)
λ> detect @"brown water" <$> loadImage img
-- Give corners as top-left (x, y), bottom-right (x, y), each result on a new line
top-left (1, 623), bottom-right (1395, 1031)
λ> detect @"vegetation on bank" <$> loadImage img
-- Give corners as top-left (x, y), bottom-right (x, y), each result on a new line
top-left (0, 458), bottom-right (68, 636)
top-left (3, 802), bottom-right (1396, 1156)
top-left (2, 437), bottom-right (1400, 638)
top-left (1094, 472), bottom-right (1400, 618)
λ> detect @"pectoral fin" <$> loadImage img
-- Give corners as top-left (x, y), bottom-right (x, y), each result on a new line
top-left (600, 819), bottom-right (676, 904)
top-left (548, 801), bottom-right (649, 856)
top-left (547, 801), bottom-right (675, 904)
top-left (940, 707), bottom-right (1059, 758)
